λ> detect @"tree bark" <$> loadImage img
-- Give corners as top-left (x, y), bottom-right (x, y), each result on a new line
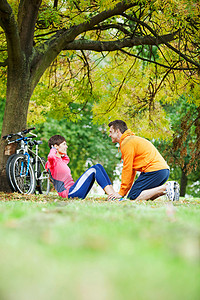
top-left (180, 169), bottom-right (188, 197)
top-left (0, 0), bottom-right (41, 192)
top-left (0, 62), bottom-right (33, 191)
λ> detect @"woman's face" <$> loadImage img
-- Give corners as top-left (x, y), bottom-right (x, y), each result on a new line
top-left (55, 140), bottom-right (68, 156)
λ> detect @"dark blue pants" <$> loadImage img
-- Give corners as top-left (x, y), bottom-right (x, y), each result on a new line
top-left (68, 164), bottom-right (111, 199)
top-left (127, 169), bottom-right (170, 200)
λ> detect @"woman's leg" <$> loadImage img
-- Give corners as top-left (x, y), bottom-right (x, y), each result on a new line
top-left (91, 164), bottom-right (116, 194)
top-left (95, 164), bottom-right (112, 184)
top-left (92, 164), bottom-right (112, 187)
top-left (68, 167), bottom-right (96, 199)
top-left (68, 164), bottom-right (114, 199)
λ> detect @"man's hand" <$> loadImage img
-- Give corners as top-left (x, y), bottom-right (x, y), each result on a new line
top-left (107, 192), bottom-right (122, 201)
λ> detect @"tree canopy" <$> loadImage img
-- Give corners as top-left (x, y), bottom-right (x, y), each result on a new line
top-left (0, 0), bottom-right (199, 129)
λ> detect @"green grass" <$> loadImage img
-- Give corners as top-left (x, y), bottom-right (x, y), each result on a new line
top-left (0, 193), bottom-right (199, 300)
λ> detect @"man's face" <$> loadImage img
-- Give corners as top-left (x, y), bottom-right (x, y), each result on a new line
top-left (109, 126), bottom-right (120, 143)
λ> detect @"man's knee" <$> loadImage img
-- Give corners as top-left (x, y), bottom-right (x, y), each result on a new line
top-left (127, 190), bottom-right (140, 200)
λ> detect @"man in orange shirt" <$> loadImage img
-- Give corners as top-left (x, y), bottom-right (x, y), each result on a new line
top-left (108, 120), bottom-right (179, 201)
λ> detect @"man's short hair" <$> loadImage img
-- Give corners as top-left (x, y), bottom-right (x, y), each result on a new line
top-left (108, 120), bottom-right (128, 134)
top-left (48, 135), bottom-right (66, 149)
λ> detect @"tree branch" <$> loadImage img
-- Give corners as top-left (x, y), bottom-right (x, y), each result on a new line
top-left (119, 49), bottom-right (195, 70)
top-left (92, 23), bottom-right (131, 36)
top-left (18, 0), bottom-right (42, 55)
top-left (64, 32), bottom-right (178, 51)
top-left (122, 13), bottom-right (200, 69)
top-left (31, 1), bottom-right (138, 87)
top-left (0, 0), bottom-right (22, 65)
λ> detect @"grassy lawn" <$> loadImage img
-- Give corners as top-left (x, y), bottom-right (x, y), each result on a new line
top-left (0, 192), bottom-right (199, 300)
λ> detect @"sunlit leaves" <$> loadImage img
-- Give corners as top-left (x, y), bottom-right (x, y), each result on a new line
top-left (91, 51), bottom-right (173, 139)
top-left (152, 0), bottom-right (200, 26)
top-left (37, 5), bottom-right (63, 30)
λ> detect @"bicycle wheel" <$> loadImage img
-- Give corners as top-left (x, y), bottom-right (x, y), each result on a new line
top-left (6, 154), bottom-right (17, 192)
top-left (36, 157), bottom-right (50, 195)
top-left (10, 154), bottom-right (36, 194)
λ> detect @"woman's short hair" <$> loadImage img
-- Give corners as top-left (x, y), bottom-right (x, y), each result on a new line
top-left (48, 135), bottom-right (66, 149)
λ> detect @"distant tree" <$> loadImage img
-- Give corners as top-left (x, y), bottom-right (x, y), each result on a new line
top-left (155, 98), bottom-right (200, 197)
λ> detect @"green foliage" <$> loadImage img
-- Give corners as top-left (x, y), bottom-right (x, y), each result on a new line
top-left (35, 103), bottom-right (120, 182)
top-left (92, 52), bottom-right (173, 139)
top-left (28, 55), bottom-right (100, 124)
top-left (154, 97), bottom-right (200, 197)
top-left (25, 0), bottom-right (199, 137)
top-left (37, 5), bottom-right (62, 29)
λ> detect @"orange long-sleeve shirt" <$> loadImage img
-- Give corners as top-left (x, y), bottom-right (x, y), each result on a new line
top-left (119, 130), bottom-right (169, 196)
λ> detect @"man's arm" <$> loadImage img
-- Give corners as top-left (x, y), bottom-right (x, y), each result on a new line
top-left (119, 169), bottom-right (136, 196)
top-left (119, 139), bottom-right (136, 196)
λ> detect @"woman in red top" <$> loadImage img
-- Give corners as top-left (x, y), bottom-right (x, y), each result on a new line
top-left (45, 135), bottom-right (116, 199)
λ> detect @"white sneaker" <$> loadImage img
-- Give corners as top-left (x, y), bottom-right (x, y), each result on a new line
top-left (166, 181), bottom-right (175, 201)
top-left (174, 181), bottom-right (180, 201)
top-left (166, 181), bottom-right (180, 201)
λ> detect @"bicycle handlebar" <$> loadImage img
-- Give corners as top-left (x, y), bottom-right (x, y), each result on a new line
top-left (21, 127), bottom-right (36, 135)
top-left (2, 127), bottom-right (36, 140)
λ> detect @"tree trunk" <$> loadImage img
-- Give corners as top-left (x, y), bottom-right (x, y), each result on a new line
top-left (0, 67), bottom-right (32, 192)
top-left (180, 169), bottom-right (188, 197)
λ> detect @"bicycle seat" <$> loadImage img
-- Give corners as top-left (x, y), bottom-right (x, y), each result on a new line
top-left (34, 140), bottom-right (43, 145)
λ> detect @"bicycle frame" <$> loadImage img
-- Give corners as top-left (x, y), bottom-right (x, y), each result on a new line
top-left (15, 137), bottom-right (32, 175)
top-left (9, 133), bottom-right (42, 180)
top-left (28, 145), bottom-right (42, 180)
top-left (3, 127), bottom-right (50, 195)
top-left (18, 140), bottom-right (45, 181)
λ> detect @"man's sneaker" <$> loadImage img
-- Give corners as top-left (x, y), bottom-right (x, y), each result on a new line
top-left (166, 181), bottom-right (180, 201)
top-left (166, 181), bottom-right (175, 201)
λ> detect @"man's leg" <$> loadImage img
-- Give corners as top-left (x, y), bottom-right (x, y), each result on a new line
top-left (127, 169), bottom-right (169, 200)
top-left (134, 183), bottom-right (167, 201)
top-left (135, 181), bottom-right (180, 201)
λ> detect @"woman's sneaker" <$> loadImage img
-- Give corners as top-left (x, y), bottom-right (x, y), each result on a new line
top-left (166, 181), bottom-right (180, 201)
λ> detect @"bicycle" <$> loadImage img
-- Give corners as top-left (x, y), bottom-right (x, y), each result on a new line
top-left (3, 127), bottom-right (50, 195)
